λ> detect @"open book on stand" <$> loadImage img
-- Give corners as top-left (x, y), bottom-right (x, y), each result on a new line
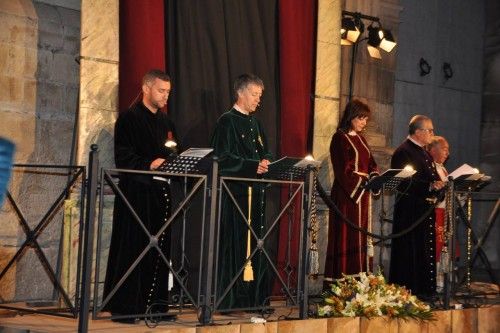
top-left (363, 168), bottom-right (416, 192)
top-left (448, 163), bottom-right (488, 181)
top-left (448, 163), bottom-right (491, 191)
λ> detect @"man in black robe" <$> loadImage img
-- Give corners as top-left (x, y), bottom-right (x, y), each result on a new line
top-left (211, 74), bottom-right (273, 310)
top-left (103, 70), bottom-right (178, 321)
top-left (389, 115), bottom-right (445, 297)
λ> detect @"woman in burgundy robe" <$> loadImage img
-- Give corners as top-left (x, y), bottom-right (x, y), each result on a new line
top-left (324, 100), bottom-right (379, 284)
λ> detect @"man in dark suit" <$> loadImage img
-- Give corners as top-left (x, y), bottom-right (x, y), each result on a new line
top-left (389, 115), bottom-right (445, 297)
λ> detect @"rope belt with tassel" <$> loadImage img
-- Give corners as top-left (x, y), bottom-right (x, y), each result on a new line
top-left (243, 186), bottom-right (254, 282)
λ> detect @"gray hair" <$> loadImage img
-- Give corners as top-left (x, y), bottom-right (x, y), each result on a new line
top-left (233, 73), bottom-right (264, 99)
top-left (408, 115), bottom-right (431, 135)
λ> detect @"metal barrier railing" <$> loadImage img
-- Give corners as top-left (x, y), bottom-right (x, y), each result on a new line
top-left (12, 145), bottom-right (495, 330)
top-left (212, 168), bottom-right (315, 319)
top-left (77, 146), bottom-right (216, 328)
top-left (0, 163), bottom-right (86, 318)
top-left (77, 146), bottom-right (316, 327)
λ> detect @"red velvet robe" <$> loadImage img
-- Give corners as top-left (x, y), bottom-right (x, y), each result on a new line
top-left (324, 130), bottom-right (378, 281)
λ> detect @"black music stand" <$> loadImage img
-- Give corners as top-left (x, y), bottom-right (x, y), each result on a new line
top-left (265, 157), bottom-right (320, 318)
top-left (364, 168), bottom-right (416, 273)
top-left (364, 168), bottom-right (415, 192)
top-left (158, 148), bottom-right (213, 174)
top-left (442, 173), bottom-right (494, 309)
top-left (265, 157), bottom-right (319, 180)
top-left (453, 174), bottom-right (490, 192)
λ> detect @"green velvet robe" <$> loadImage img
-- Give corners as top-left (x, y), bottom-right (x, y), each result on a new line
top-left (211, 108), bottom-right (273, 310)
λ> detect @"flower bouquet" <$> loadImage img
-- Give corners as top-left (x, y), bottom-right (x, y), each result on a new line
top-left (317, 272), bottom-right (434, 321)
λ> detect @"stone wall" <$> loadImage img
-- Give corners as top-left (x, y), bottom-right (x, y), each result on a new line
top-left (312, 0), bottom-right (342, 294)
top-left (394, 0), bottom-right (498, 279)
top-left (481, 1), bottom-right (500, 193)
top-left (393, 0), bottom-right (484, 171)
top-left (0, 0), bottom-right (80, 302)
top-left (478, 0), bottom-right (500, 279)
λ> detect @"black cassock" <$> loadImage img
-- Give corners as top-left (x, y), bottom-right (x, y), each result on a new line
top-left (389, 139), bottom-right (440, 296)
top-left (103, 102), bottom-right (178, 315)
top-left (211, 108), bottom-right (273, 310)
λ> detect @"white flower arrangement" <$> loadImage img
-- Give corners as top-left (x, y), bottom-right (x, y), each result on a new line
top-left (317, 272), bottom-right (434, 321)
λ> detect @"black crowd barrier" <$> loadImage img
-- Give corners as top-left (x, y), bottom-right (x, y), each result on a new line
top-left (315, 178), bottom-right (437, 240)
top-left (2, 146), bottom-right (496, 332)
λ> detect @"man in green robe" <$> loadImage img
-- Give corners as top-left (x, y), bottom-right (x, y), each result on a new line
top-left (211, 74), bottom-right (273, 310)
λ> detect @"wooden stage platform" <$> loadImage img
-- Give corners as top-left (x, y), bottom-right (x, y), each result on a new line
top-left (0, 305), bottom-right (498, 333)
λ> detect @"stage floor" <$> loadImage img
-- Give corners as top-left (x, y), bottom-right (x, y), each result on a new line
top-left (0, 304), bottom-right (499, 333)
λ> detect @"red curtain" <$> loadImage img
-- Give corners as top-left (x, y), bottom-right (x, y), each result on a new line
top-left (274, 0), bottom-right (317, 293)
top-left (119, 0), bottom-right (166, 112)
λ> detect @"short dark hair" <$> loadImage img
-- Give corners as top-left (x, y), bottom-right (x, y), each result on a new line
top-left (142, 69), bottom-right (171, 86)
top-left (338, 99), bottom-right (371, 131)
top-left (408, 115), bottom-right (431, 135)
top-left (233, 74), bottom-right (264, 99)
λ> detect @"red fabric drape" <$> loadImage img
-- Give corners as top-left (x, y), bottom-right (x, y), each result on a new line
top-left (119, 0), bottom-right (166, 112)
top-left (275, 0), bottom-right (316, 293)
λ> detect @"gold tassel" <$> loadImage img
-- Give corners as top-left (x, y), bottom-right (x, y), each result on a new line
top-left (243, 186), bottom-right (254, 281)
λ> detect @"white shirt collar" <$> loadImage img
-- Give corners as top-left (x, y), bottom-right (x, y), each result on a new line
top-left (407, 135), bottom-right (425, 147)
top-left (233, 104), bottom-right (249, 115)
top-left (348, 130), bottom-right (357, 136)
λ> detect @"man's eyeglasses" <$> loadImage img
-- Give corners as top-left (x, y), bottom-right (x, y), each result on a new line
top-left (419, 128), bottom-right (434, 133)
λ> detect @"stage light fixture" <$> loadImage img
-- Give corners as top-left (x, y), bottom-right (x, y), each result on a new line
top-left (342, 10), bottom-right (398, 101)
top-left (367, 24), bottom-right (397, 57)
top-left (366, 24), bottom-right (383, 58)
top-left (367, 24), bottom-right (383, 46)
top-left (341, 17), bottom-right (361, 44)
top-left (367, 45), bottom-right (382, 59)
top-left (379, 29), bottom-right (396, 52)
